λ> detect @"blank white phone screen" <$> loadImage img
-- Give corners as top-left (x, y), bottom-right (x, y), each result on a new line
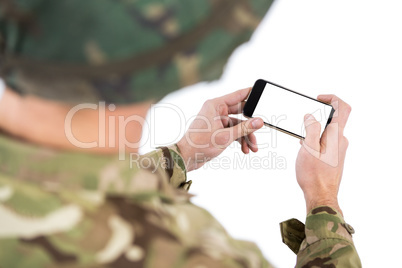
top-left (253, 83), bottom-right (333, 138)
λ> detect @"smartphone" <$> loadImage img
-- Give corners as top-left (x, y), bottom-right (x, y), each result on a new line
top-left (243, 79), bottom-right (335, 139)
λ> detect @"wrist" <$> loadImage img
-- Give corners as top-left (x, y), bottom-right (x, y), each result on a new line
top-left (305, 195), bottom-right (343, 217)
top-left (176, 139), bottom-right (195, 172)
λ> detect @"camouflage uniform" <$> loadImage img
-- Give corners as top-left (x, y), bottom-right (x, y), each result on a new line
top-left (0, 134), bottom-right (361, 267)
top-left (0, 1), bottom-right (361, 267)
top-left (0, 0), bottom-right (273, 104)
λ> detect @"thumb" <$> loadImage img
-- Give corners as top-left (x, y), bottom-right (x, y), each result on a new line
top-left (230, 118), bottom-right (264, 142)
top-left (303, 114), bottom-right (321, 151)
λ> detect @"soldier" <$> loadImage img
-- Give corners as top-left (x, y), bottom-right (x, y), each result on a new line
top-left (0, 0), bottom-right (274, 154)
top-left (0, 84), bottom-right (361, 267)
top-left (0, 1), bottom-right (361, 267)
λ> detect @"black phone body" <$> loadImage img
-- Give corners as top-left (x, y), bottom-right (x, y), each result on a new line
top-left (243, 79), bottom-right (335, 139)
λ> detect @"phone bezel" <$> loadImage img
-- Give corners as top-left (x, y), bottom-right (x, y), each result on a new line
top-left (243, 79), bottom-right (335, 139)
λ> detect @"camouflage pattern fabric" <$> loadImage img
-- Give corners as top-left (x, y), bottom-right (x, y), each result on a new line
top-left (0, 133), bottom-right (361, 267)
top-left (0, 0), bottom-right (274, 104)
top-left (281, 207), bottom-right (362, 267)
top-left (0, 134), bottom-right (270, 268)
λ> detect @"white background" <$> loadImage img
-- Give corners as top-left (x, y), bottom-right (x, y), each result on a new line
top-left (140, 1), bottom-right (402, 267)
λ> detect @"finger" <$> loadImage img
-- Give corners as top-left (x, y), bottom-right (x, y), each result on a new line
top-left (236, 137), bottom-right (242, 146)
top-left (247, 133), bottom-right (258, 152)
top-left (228, 101), bottom-right (246, 114)
top-left (236, 137), bottom-right (247, 153)
top-left (303, 114), bottom-right (321, 152)
top-left (216, 87), bottom-right (251, 107)
top-left (235, 123), bottom-right (258, 152)
top-left (220, 116), bottom-right (242, 128)
top-left (227, 116), bottom-right (243, 127)
top-left (241, 137), bottom-right (250, 154)
top-left (227, 117), bottom-right (264, 142)
top-left (317, 94), bottom-right (352, 130)
top-left (219, 114), bottom-right (230, 128)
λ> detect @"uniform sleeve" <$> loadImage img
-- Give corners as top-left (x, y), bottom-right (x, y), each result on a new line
top-left (0, 143), bottom-right (274, 268)
top-left (281, 206), bottom-right (362, 268)
top-left (125, 145), bottom-right (274, 268)
top-left (142, 144), bottom-right (192, 191)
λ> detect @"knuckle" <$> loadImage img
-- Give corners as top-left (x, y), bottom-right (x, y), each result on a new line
top-left (240, 122), bottom-right (249, 136)
top-left (313, 120), bottom-right (321, 127)
top-left (325, 94), bottom-right (337, 103)
top-left (218, 103), bottom-right (228, 115)
top-left (308, 121), bottom-right (321, 132)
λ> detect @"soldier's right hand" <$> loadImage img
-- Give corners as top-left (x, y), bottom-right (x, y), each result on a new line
top-left (295, 95), bottom-right (352, 215)
top-left (177, 87), bottom-right (264, 172)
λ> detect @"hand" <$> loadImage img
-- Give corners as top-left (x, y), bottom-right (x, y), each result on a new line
top-left (177, 88), bottom-right (264, 172)
top-left (296, 94), bottom-right (352, 215)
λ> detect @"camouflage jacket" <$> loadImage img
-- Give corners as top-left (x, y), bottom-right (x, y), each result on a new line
top-left (0, 134), bottom-right (361, 268)
top-left (0, 0), bottom-right (273, 104)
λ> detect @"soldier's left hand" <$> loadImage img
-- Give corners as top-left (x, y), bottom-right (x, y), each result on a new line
top-left (177, 88), bottom-right (264, 171)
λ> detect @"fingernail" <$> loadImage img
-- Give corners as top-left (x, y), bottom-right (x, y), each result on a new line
top-left (251, 118), bottom-right (263, 129)
top-left (305, 114), bottom-right (314, 121)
